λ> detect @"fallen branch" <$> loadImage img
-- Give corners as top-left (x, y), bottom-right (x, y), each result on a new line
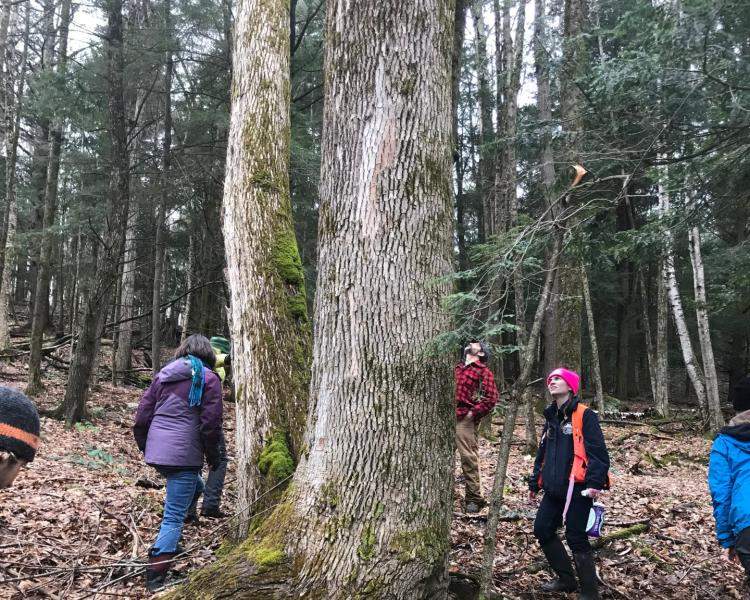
top-left (592, 522), bottom-right (649, 549)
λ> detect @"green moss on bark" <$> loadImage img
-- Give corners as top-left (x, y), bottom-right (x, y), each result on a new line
top-left (258, 431), bottom-right (295, 481)
top-left (391, 526), bottom-right (444, 563)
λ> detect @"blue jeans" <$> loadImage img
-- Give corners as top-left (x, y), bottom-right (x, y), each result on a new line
top-left (152, 470), bottom-right (204, 555)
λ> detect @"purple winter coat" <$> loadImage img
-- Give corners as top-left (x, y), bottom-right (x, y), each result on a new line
top-left (133, 358), bottom-right (223, 469)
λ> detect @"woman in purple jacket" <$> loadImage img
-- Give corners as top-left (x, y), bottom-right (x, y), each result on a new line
top-left (133, 334), bottom-right (223, 592)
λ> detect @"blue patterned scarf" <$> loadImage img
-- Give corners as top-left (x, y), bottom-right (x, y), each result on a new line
top-left (186, 355), bottom-right (205, 407)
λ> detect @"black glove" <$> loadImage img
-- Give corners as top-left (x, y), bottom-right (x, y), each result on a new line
top-left (224, 354), bottom-right (231, 367)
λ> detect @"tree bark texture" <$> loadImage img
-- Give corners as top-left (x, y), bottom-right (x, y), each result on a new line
top-left (221, 0), bottom-right (311, 535)
top-left (27, 0), bottom-right (73, 395)
top-left (688, 225), bottom-right (723, 432)
top-left (178, 1), bottom-right (456, 598)
top-left (59, 0), bottom-right (130, 426)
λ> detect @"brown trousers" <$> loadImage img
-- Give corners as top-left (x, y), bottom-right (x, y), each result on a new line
top-left (456, 416), bottom-right (482, 504)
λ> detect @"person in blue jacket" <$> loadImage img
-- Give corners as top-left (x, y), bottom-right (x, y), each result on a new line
top-left (709, 375), bottom-right (750, 583)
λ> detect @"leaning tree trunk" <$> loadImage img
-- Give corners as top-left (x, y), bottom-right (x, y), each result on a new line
top-left (688, 225), bottom-right (723, 432)
top-left (27, 0), bottom-right (72, 395)
top-left (175, 0), bottom-right (456, 597)
top-left (0, 4), bottom-right (28, 350)
top-left (659, 174), bottom-right (708, 419)
top-left (57, 0), bottom-right (129, 426)
top-left (479, 232), bottom-right (561, 599)
top-left (220, 0), bottom-right (311, 535)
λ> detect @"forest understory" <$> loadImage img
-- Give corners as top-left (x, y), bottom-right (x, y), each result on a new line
top-left (0, 349), bottom-right (743, 600)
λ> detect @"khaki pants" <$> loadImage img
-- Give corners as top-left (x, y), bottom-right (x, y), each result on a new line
top-left (456, 416), bottom-right (483, 504)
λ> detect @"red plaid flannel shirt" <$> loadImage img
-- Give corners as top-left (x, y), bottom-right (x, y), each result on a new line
top-left (454, 361), bottom-right (499, 420)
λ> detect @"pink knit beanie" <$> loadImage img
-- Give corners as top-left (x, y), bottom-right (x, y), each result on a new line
top-left (547, 368), bottom-right (580, 395)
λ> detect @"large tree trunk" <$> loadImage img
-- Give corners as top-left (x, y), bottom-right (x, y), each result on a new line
top-left (151, 0), bottom-right (173, 375)
top-left (534, 0), bottom-right (560, 373)
top-left (553, 0), bottom-right (588, 373)
top-left (57, 0), bottom-right (129, 426)
top-left (0, 4), bottom-right (28, 350)
top-left (659, 172), bottom-right (707, 418)
top-left (176, 0), bottom-right (456, 597)
top-left (688, 225), bottom-right (724, 432)
top-left (220, 0), bottom-right (311, 534)
top-left (27, 0), bottom-right (73, 395)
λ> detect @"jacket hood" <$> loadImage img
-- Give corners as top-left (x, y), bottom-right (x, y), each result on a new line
top-left (720, 423), bottom-right (750, 443)
top-left (159, 358), bottom-right (197, 383)
top-left (719, 409), bottom-right (750, 443)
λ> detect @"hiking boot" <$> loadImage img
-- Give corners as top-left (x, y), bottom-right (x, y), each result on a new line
top-left (145, 569), bottom-right (167, 593)
top-left (201, 507), bottom-right (228, 519)
top-left (573, 552), bottom-right (601, 600)
top-left (145, 552), bottom-right (175, 593)
top-left (184, 513), bottom-right (200, 525)
top-left (540, 537), bottom-right (578, 593)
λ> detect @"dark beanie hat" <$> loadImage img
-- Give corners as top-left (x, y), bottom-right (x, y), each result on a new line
top-left (0, 386), bottom-right (40, 462)
top-left (733, 376), bottom-right (750, 413)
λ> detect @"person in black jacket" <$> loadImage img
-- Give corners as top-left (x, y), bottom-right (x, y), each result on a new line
top-left (529, 368), bottom-right (610, 600)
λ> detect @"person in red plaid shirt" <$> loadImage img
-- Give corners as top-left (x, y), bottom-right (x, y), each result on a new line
top-left (455, 340), bottom-right (499, 512)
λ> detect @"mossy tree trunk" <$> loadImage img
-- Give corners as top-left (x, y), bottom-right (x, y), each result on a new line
top-left (175, 0), bottom-right (456, 597)
top-left (221, 0), bottom-right (311, 536)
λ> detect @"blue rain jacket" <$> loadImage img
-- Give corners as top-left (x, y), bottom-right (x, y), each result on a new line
top-left (708, 421), bottom-right (750, 548)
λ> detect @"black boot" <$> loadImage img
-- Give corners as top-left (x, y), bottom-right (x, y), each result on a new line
top-left (145, 552), bottom-right (175, 593)
top-left (573, 552), bottom-right (601, 600)
top-left (540, 537), bottom-right (578, 593)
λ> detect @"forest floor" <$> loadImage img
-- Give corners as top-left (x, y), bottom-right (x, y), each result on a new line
top-left (0, 356), bottom-right (744, 599)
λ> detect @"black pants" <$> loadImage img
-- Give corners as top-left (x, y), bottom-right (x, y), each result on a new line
top-left (533, 485), bottom-right (593, 554)
top-left (735, 526), bottom-right (750, 579)
top-left (202, 432), bottom-right (228, 511)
